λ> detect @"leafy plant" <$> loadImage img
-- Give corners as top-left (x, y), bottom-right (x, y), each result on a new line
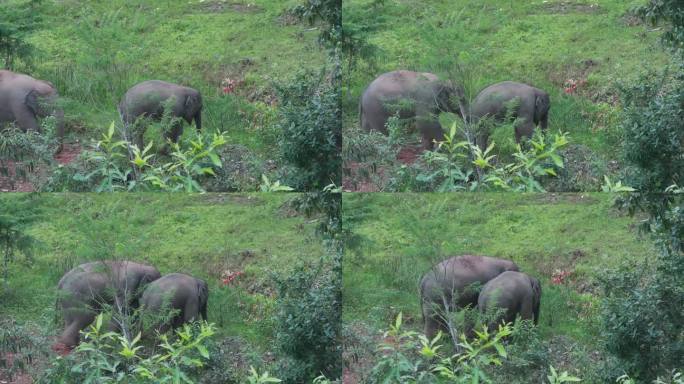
top-left (547, 366), bottom-right (582, 384)
top-left (259, 175), bottom-right (294, 192)
top-left (418, 122), bottom-right (569, 192)
top-left (367, 313), bottom-right (513, 384)
top-left (246, 366), bottom-right (282, 384)
top-left (72, 122), bottom-right (228, 192)
top-left (39, 314), bottom-right (216, 384)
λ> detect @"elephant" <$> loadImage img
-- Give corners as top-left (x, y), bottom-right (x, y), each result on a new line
top-left (118, 80), bottom-right (202, 153)
top-left (420, 255), bottom-right (519, 339)
top-left (470, 81), bottom-right (550, 150)
top-left (478, 271), bottom-right (541, 330)
top-left (140, 273), bottom-right (208, 334)
top-left (359, 70), bottom-right (466, 150)
top-left (0, 70), bottom-right (65, 147)
top-left (55, 260), bottom-right (161, 348)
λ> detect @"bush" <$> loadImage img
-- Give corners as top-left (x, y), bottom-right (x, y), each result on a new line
top-left (39, 122), bottom-right (228, 192)
top-left (600, 63), bottom-right (684, 381)
top-left (276, 67), bottom-right (341, 191)
top-left (272, 257), bottom-right (342, 383)
top-left (39, 314), bottom-right (216, 383)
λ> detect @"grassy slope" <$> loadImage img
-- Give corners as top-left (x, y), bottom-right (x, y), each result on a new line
top-left (26, 0), bottom-right (325, 154)
top-left (343, 193), bottom-right (653, 346)
top-left (343, 0), bottom-right (668, 158)
top-left (1, 193), bottom-right (324, 347)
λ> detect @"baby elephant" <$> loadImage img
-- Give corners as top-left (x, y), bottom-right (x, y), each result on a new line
top-left (471, 81), bottom-right (550, 150)
top-left (478, 271), bottom-right (541, 330)
top-left (140, 273), bottom-right (208, 334)
top-left (118, 80), bottom-right (202, 152)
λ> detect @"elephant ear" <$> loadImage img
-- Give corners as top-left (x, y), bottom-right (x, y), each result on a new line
top-left (25, 90), bottom-right (39, 116)
top-left (185, 93), bottom-right (202, 111)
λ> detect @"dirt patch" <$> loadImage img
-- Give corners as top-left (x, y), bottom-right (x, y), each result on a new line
top-left (0, 352), bottom-right (33, 384)
top-left (540, 1), bottom-right (602, 14)
top-left (343, 322), bottom-right (382, 384)
top-left (197, 1), bottom-right (263, 14)
top-left (54, 142), bottom-right (82, 165)
top-left (343, 161), bottom-right (383, 192)
top-left (0, 141), bottom-right (82, 192)
top-left (397, 144), bottom-right (423, 165)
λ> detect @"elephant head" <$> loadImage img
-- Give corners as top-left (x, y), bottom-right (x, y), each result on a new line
top-left (183, 91), bottom-right (202, 131)
top-left (435, 80), bottom-right (468, 118)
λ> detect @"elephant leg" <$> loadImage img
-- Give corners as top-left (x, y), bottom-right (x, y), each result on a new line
top-left (183, 300), bottom-right (200, 324)
top-left (475, 131), bottom-right (490, 152)
top-left (59, 309), bottom-right (97, 347)
top-left (12, 104), bottom-right (39, 132)
top-left (514, 120), bottom-right (535, 143)
top-left (160, 121), bottom-right (182, 155)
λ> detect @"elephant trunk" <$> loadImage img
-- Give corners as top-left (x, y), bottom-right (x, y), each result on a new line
top-left (194, 111), bottom-right (202, 131)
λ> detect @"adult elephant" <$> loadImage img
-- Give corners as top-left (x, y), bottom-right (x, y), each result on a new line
top-left (0, 70), bottom-right (65, 147)
top-left (470, 81), bottom-right (550, 150)
top-left (118, 80), bottom-right (202, 152)
top-left (478, 271), bottom-right (541, 330)
top-left (420, 255), bottom-right (519, 339)
top-left (359, 70), bottom-right (466, 150)
top-left (56, 260), bottom-right (161, 348)
top-left (140, 273), bottom-right (208, 334)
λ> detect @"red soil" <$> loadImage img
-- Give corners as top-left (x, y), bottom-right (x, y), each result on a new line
top-left (0, 142), bottom-right (82, 192)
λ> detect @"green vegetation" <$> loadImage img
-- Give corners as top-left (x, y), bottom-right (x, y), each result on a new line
top-left (0, 193), bottom-right (335, 381)
top-left (1, 0), bottom-right (336, 192)
top-left (342, 193), bottom-right (657, 381)
top-left (342, 0), bottom-right (673, 191)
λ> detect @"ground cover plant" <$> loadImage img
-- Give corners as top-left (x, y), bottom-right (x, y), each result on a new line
top-left (341, 193), bottom-right (667, 382)
top-left (341, 0), bottom-right (673, 192)
top-left (0, 193), bottom-right (341, 382)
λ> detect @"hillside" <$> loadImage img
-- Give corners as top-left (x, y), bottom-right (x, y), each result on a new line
top-left (342, 0), bottom-right (672, 192)
top-left (2, 0), bottom-right (330, 192)
top-left (0, 193), bottom-right (328, 381)
top-left (342, 193), bottom-right (655, 382)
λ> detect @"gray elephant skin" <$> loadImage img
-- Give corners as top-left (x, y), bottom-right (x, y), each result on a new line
top-left (478, 271), bottom-right (541, 330)
top-left (471, 81), bottom-right (550, 149)
top-left (140, 273), bottom-right (208, 334)
top-left (118, 80), bottom-right (202, 151)
top-left (0, 70), bottom-right (65, 145)
top-left (56, 260), bottom-right (161, 348)
top-left (360, 70), bottom-right (465, 150)
top-left (420, 255), bottom-right (519, 339)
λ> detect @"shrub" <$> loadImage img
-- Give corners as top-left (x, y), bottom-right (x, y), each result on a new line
top-left (275, 67), bottom-right (341, 191)
top-left (600, 63), bottom-right (684, 381)
top-left (272, 256), bottom-right (342, 383)
top-left (39, 314), bottom-right (216, 383)
top-left (40, 122), bottom-right (228, 192)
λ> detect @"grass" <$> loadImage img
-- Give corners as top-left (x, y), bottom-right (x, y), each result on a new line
top-left (342, 0), bottom-right (672, 185)
top-left (14, 0), bottom-right (326, 161)
top-left (0, 193), bottom-right (325, 349)
top-left (342, 193), bottom-right (654, 349)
